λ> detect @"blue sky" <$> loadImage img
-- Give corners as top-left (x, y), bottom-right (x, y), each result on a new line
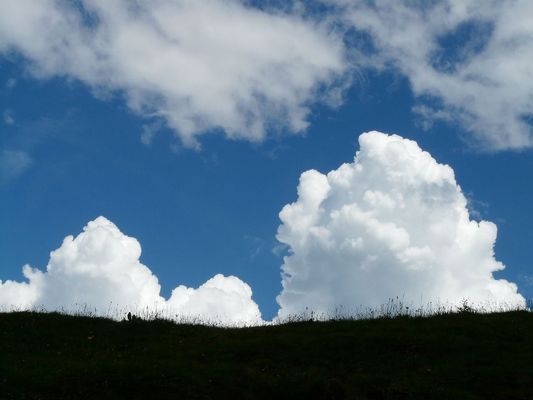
top-left (1, 1), bottom-right (532, 322)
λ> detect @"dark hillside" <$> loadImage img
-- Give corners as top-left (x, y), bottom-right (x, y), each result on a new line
top-left (1, 311), bottom-right (532, 399)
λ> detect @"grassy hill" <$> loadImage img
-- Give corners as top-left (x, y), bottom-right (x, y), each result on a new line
top-left (1, 310), bottom-right (532, 399)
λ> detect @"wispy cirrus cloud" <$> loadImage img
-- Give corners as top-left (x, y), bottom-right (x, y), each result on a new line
top-left (3, 109), bottom-right (14, 125)
top-left (2, 1), bottom-right (532, 152)
top-left (327, 0), bottom-right (533, 151)
top-left (0, 113), bottom-right (77, 184)
top-left (5, 78), bottom-right (17, 89)
top-left (0, 149), bottom-right (32, 184)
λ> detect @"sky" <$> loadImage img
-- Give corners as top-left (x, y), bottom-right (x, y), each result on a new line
top-left (1, 0), bottom-right (532, 323)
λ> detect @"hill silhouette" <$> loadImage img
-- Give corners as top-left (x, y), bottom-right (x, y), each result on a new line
top-left (1, 310), bottom-right (532, 399)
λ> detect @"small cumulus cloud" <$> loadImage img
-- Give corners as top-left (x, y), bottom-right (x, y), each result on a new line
top-left (276, 131), bottom-right (525, 319)
top-left (0, 217), bottom-right (263, 326)
top-left (272, 243), bottom-right (289, 258)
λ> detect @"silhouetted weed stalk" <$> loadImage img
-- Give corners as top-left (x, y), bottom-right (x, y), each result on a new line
top-left (1, 297), bottom-right (530, 327)
top-left (293, 301), bottom-right (525, 326)
top-left (275, 297), bottom-right (529, 324)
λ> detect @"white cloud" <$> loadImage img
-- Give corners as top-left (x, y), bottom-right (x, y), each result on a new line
top-left (0, 217), bottom-right (263, 326)
top-left (140, 121), bottom-right (163, 146)
top-left (5, 78), bottom-right (17, 89)
top-left (276, 131), bottom-right (525, 318)
top-left (3, 1), bottom-right (530, 152)
top-left (0, 149), bottom-right (32, 183)
top-left (326, 0), bottom-right (533, 150)
top-left (3, 109), bottom-right (14, 125)
top-left (0, 0), bottom-right (347, 146)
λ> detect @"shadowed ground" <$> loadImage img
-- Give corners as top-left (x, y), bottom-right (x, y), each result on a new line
top-left (1, 311), bottom-right (532, 399)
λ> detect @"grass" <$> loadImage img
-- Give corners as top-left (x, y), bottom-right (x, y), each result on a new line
top-left (1, 309), bottom-right (532, 399)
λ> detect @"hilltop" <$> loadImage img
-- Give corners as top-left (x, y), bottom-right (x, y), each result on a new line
top-left (1, 311), bottom-right (532, 399)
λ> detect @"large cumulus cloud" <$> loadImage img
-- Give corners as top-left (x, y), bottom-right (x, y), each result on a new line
top-left (0, 217), bottom-right (262, 326)
top-left (276, 131), bottom-right (525, 318)
top-left (0, 0), bottom-right (346, 146)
